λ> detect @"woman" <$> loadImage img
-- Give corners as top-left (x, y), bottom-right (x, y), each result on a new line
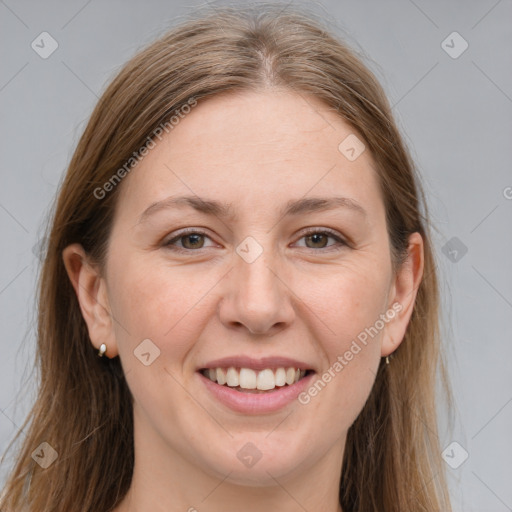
top-left (0, 3), bottom-right (453, 511)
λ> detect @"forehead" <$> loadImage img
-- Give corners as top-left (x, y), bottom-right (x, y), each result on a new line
top-left (115, 89), bottom-right (384, 224)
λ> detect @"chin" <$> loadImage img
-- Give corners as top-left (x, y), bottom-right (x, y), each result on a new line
top-left (220, 463), bottom-right (302, 487)
top-left (197, 439), bottom-right (309, 487)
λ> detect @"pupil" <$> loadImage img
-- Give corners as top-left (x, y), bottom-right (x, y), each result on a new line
top-left (185, 234), bottom-right (203, 248)
top-left (308, 233), bottom-right (326, 248)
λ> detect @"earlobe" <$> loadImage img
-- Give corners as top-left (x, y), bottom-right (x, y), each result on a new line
top-left (62, 243), bottom-right (118, 358)
top-left (381, 232), bottom-right (424, 357)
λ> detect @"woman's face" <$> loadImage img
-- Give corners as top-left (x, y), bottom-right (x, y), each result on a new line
top-left (68, 89), bottom-right (422, 488)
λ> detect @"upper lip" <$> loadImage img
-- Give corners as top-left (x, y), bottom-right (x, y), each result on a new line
top-left (198, 356), bottom-right (315, 372)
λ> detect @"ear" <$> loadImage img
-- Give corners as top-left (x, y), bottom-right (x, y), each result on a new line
top-left (62, 243), bottom-right (119, 358)
top-left (381, 231), bottom-right (424, 357)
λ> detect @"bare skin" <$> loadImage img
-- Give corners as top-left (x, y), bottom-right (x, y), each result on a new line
top-left (63, 89), bottom-right (423, 512)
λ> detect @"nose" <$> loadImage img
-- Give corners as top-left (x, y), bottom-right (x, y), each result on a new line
top-left (218, 249), bottom-right (296, 337)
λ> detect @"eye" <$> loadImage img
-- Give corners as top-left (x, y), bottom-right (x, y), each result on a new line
top-left (294, 228), bottom-right (347, 251)
top-left (163, 229), bottom-right (215, 252)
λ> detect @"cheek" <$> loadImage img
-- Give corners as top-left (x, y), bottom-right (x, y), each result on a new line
top-left (295, 263), bottom-right (388, 423)
top-left (109, 254), bottom-right (210, 339)
top-left (304, 261), bottom-right (390, 349)
top-left (105, 264), bottom-right (204, 393)
top-left (107, 262), bottom-right (204, 417)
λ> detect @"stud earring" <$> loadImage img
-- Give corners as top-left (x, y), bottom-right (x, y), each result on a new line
top-left (385, 352), bottom-right (395, 365)
top-left (97, 343), bottom-right (107, 357)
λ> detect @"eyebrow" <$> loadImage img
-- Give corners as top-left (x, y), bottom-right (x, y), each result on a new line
top-left (137, 194), bottom-right (367, 224)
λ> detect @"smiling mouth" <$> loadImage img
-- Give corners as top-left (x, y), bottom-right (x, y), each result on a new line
top-left (200, 367), bottom-right (314, 393)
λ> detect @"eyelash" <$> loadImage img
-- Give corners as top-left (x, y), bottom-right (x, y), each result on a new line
top-left (163, 227), bottom-right (347, 254)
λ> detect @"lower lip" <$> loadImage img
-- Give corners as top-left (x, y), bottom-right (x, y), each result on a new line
top-left (198, 371), bottom-right (315, 414)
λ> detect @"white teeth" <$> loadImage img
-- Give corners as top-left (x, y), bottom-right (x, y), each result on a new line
top-left (203, 366), bottom-right (308, 391)
top-left (239, 368), bottom-right (257, 389)
top-left (256, 369), bottom-right (275, 390)
top-left (216, 368), bottom-right (227, 385)
top-left (285, 367), bottom-right (296, 385)
top-left (275, 367), bottom-right (286, 387)
top-left (226, 367), bottom-right (239, 387)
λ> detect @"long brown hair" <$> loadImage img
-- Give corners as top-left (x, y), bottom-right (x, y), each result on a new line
top-left (0, 3), bottom-right (453, 510)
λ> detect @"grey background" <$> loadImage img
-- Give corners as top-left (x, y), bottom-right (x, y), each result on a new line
top-left (1, 0), bottom-right (511, 510)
